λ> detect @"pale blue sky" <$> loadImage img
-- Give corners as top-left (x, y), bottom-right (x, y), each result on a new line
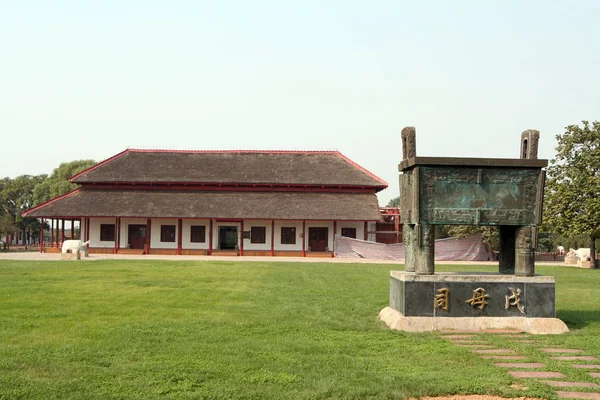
top-left (2, 1), bottom-right (599, 205)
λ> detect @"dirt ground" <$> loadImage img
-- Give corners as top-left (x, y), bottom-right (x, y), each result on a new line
top-left (415, 397), bottom-right (543, 400)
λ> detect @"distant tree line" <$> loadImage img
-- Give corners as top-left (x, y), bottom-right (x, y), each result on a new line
top-left (0, 160), bottom-right (95, 249)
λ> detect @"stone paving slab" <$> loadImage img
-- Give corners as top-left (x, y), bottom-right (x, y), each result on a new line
top-left (495, 362), bottom-right (545, 368)
top-left (590, 373), bottom-right (600, 378)
top-left (473, 349), bottom-right (516, 354)
top-left (449, 339), bottom-right (487, 343)
top-left (542, 380), bottom-right (600, 388)
top-left (509, 371), bottom-right (566, 378)
top-left (543, 348), bottom-right (584, 354)
top-left (573, 365), bottom-right (600, 369)
top-left (455, 344), bottom-right (494, 348)
top-left (553, 356), bottom-right (599, 361)
top-left (556, 391), bottom-right (600, 400)
top-left (482, 355), bottom-right (527, 360)
top-left (512, 340), bottom-right (537, 343)
top-left (443, 335), bottom-right (476, 339)
top-left (440, 330), bottom-right (481, 334)
top-left (483, 329), bottom-right (524, 334)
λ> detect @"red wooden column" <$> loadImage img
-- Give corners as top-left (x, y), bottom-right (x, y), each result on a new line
top-left (39, 218), bottom-right (44, 253)
top-left (270, 220), bottom-right (275, 257)
top-left (302, 221), bottom-right (306, 257)
top-left (364, 221), bottom-right (368, 241)
top-left (113, 218), bottom-right (118, 254)
top-left (55, 219), bottom-right (59, 247)
top-left (208, 219), bottom-right (213, 255)
top-left (61, 219), bottom-right (65, 244)
top-left (71, 219), bottom-right (74, 239)
top-left (333, 221), bottom-right (337, 253)
top-left (116, 217), bottom-right (121, 253)
top-left (50, 219), bottom-right (54, 248)
top-left (240, 220), bottom-right (244, 256)
top-left (177, 218), bottom-right (182, 255)
top-left (146, 218), bottom-right (151, 255)
top-left (86, 218), bottom-right (90, 244)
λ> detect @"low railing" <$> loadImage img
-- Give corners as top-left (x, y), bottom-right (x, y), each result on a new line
top-left (3, 244), bottom-right (40, 252)
top-left (534, 252), bottom-right (565, 262)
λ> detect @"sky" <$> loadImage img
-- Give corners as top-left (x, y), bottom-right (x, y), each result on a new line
top-left (2, 1), bottom-right (599, 205)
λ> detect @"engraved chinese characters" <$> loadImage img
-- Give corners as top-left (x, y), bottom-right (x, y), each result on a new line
top-left (466, 288), bottom-right (489, 311)
top-left (506, 287), bottom-right (525, 314)
top-left (434, 287), bottom-right (526, 314)
top-left (435, 288), bottom-right (449, 311)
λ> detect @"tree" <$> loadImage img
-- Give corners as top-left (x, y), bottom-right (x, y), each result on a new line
top-left (0, 214), bottom-right (17, 249)
top-left (386, 196), bottom-right (400, 207)
top-left (0, 175), bottom-right (46, 246)
top-left (33, 159), bottom-right (96, 205)
top-left (544, 121), bottom-right (600, 264)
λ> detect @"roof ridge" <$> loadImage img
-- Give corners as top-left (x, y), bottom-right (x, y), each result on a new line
top-left (127, 149), bottom-right (339, 154)
top-left (69, 149), bottom-right (131, 182)
top-left (334, 151), bottom-right (388, 186)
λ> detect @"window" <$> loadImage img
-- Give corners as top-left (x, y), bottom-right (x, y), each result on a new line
top-left (161, 225), bottom-right (176, 242)
top-left (100, 224), bottom-right (115, 241)
top-left (281, 227), bottom-right (296, 244)
top-left (190, 225), bottom-right (206, 243)
top-left (251, 226), bottom-right (266, 244)
top-left (341, 228), bottom-right (357, 239)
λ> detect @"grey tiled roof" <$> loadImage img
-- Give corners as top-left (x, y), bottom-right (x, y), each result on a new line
top-left (26, 189), bottom-right (382, 221)
top-left (71, 150), bottom-right (387, 188)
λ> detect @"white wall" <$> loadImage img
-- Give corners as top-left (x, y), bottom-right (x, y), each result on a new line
top-left (87, 218), bottom-right (374, 251)
top-left (242, 220), bottom-right (272, 251)
top-left (89, 217), bottom-right (117, 248)
top-left (151, 218), bottom-right (178, 249)
top-left (335, 221), bottom-right (365, 240)
top-left (213, 222), bottom-right (241, 250)
top-left (182, 219), bottom-right (210, 250)
top-left (119, 218), bottom-right (147, 249)
top-left (273, 221), bottom-right (303, 251)
top-left (368, 222), bottom-right (377, 242)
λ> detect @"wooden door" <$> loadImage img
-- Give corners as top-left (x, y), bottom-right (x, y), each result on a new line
top-left (308, 227), bottom-right (328, 252)
top-left (128, 225), bottom-right (147, 249)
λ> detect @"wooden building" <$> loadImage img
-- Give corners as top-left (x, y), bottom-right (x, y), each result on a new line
top-left (24, 149), bottom-right (386, 257)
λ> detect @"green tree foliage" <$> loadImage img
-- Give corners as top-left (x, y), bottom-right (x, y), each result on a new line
top-left (0, 175), bottom-right (46, 246)
top-left (33, 159), bottom-right (96, 205)
top-left (1, 175), bottom-right (46, 221)
top-left (544, 121), bottom-right (600, 262)
top-left (0, 160), bottom-right (95, 247)
top-left (386, 196), bottom-right (400, 207)
top-left (0, 214), bottom-right (17, 249)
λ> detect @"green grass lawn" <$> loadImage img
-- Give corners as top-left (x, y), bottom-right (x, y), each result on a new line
top-left (0, 260), bottom-right (599, 399)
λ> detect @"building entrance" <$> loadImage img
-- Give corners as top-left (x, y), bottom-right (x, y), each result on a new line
top-left (219, 226), bottom-right (238, 250)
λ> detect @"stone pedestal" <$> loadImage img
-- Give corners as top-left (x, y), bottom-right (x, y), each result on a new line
top-left (578, 260), bottom-right (596, 269)
top-left (381, 271), bottom-right (568, 334)
top-left (60, 252), bottom-right (81, 261)
top-left (565, 256), bottom-right (578, 265)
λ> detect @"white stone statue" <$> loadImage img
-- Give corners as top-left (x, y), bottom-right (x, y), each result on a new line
top-left (61, 240), bottom-right (90, 257)
top-left (567, 247), bottom-right (590, 260)
top-left (557, 245), bottom-right (565, 255)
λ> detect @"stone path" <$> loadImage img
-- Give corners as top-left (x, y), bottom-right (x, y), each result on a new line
top-left (441, 329), bottom-right (600, 399)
